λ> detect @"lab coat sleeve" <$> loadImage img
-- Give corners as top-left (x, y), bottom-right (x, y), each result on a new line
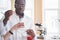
top-left (0, 35), bottom-right (4, 40)
top-left (0, 21), bottom-right (5, 40)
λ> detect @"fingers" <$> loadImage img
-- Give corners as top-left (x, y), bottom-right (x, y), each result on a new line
top-left (26, 29), bottom-right (35, 38)
top-left (17, 22), bottom-right (24, 28)
top-left (12, 22), bottom-right (24, 31)
top-left (26, 29), bottom-right (33, 33)
top-left (26, 29), bottom-right (34, 35)
top-left (18, 22), bottom-right (24, 26)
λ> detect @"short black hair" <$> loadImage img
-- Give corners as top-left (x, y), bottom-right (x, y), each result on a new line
top-left (15, 0), bottom-right (25, 4)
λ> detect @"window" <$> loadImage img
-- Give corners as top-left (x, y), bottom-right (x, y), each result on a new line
top-left (43, 0), bottom-right (60, 37)
top-left (0, 0), bottom-right (11, 13)
top-left (44, 0), bottom-right (58, 9)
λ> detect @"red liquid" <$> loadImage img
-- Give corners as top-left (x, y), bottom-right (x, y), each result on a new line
top-left (27, 35), bottom-right (32, 40)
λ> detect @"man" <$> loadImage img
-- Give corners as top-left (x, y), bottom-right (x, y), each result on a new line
top-left (0, 0), bottom-right (36, 40)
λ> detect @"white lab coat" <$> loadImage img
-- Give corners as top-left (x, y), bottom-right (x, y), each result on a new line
top-left (0, 12), bottom-right (37, 40)
top-left (0, 21), bottom-right (4, 40)
top-left (0, 13), bottom-right (5, 40)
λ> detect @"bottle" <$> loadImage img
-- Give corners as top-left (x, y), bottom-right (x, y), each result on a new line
top-left (27, 35), bottom-right (33, 40)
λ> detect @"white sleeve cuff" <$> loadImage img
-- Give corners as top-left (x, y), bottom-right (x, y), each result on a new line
top-left (0, 35), bottom-right (4, 40)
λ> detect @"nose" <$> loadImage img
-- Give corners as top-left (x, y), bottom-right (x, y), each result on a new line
top-left (20, 6), bottom-right (23, 9)
top-left (18, 6), bottom-right (23, 10)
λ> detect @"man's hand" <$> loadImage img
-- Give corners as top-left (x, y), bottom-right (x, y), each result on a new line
top-left (10, 22), bottom-right (24, 32)
top-left (26, 29), bottom-right (35, 38)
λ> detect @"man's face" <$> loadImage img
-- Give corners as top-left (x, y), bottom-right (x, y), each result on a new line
top-left (15, 0), bottom-right (25, 15)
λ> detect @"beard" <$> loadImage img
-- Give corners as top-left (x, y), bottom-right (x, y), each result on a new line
top-left (16, 11), bottom-right (24, 18)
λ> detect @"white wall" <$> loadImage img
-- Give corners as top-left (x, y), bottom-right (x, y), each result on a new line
top-left (24, 0), bottom-right (34, 20)
top-left (42, 0), bottom-right (60, 39)
top-left (0, 0), bottom-right (11, 14)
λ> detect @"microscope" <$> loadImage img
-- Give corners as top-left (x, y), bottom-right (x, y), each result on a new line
top-left (35, 23), bottom-right (46, 39)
